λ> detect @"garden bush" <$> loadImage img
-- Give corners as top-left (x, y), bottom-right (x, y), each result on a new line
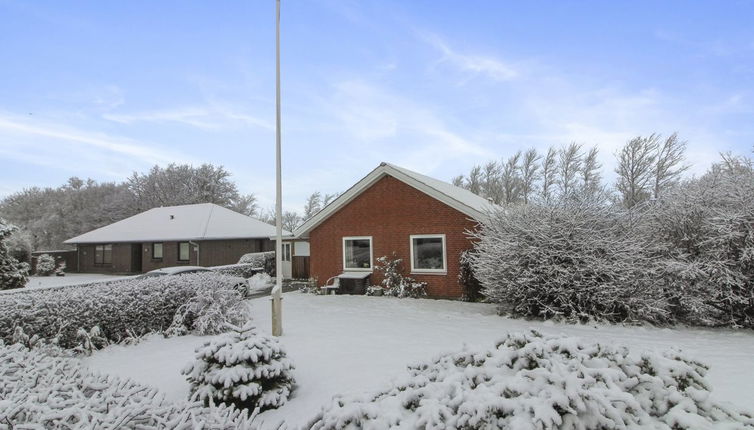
top-left (34, 253), bottom-right (56, 276)
top-left (0, 341), bottom-right (258, 428)
top-left (459, 249), bottom-right (483, 302)
top-left (183, 322), bottom-right (295, 413)
top-left (469, 200), bottom-right (668, 324)
top-left (238, 251), bottom-right (276, 276)
top-left (169, 287), bottom-right (251, 336)
top-left (307, 331), bottom-right (754, 429)
top-left (211, 262), bottom-right (261, 278)
top-left (0, 272), bottom-right (248, 348)
top-left (0, 219), bottom-right (28, 290)
top-left (373, 254), bottom-right (427, 298)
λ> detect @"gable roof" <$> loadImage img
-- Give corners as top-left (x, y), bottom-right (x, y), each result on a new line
top-left (65, 203), bottom-right (287, 244)
top-left (292, 162), bottom-right (495, 238)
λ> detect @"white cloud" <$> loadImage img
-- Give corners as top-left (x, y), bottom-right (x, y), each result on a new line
top-left (421, 32), bottom-right (517, 81)
top-left (103, 103), bottom-right (272, 131)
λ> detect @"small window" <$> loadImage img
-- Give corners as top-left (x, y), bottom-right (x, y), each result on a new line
top-left (178, 242), bottom-right (190, 261)
top-left (152, 243), bottom-right (163, 259)
top-left (343, 236), bottom-right (372, 270)
top-left (282, 243), bottom-right (291, 262)
top-left (410, 234), bottom-right (446, 273)
top-left (95, 244), bottom-right (113, 265)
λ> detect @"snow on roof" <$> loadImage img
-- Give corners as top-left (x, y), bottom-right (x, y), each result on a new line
top-left (293, 162), bottom-right (496, 238)
top-left (65, 203), bottom-right (288, 244)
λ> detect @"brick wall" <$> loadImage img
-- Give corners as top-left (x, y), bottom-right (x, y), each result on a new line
top-left (77, 243), bottom-right (133, 274)
top-left (309, 175), bottom-right (479, 298)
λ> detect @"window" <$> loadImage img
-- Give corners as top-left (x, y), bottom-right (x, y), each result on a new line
top-left (178, 242), bottom-right (190, 261)
top-left (410, 234), bottom-right (446, 273)
top-left (94, 244), bottom-right (112, 265)
top-left (152, 243), bottom-right (163, 259)
top-left (282, 243), bottom-right (291, 262)
top-left (343, 236), bottom-right (372, 270)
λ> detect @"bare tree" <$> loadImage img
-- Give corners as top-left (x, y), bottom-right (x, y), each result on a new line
top-left (230, 194), bottom-right (258, 217)
top-left (451, 175), bottom-right (465, 188)
top-left (482, 161), bottom-right (502, 203)
top-left (581, 147), bottom-right (602, 196)
top-left (540, 147), bottom-right (558, 203)
top-left (500, 151), bottom-right (522, 204)
top-left (282, 211), bottom-right (302, 232)
top-left (653, 132), bottom-right (688, 199)
top-left (558, 143), bottom-right (583, 198)
top-left (466, 165), bottom-right (483, 195)
top-left (615, 134), bottom-right (659, 208)
top-left (303, 191), bottom-right (322, 221)
top-left (519, 148), bottom-right (541, 204)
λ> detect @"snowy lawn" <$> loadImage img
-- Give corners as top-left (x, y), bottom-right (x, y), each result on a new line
top-left (21, 273), bottom-right (130, 290)
top-left (84, 293), bottom-right (754, 428)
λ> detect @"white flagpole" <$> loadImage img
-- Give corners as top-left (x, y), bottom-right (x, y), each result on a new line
top-left (271, 0), bottom-right (283, 337)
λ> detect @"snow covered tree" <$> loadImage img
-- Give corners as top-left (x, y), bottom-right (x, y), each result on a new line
top-left (500, 151), bottom-right (522, 204)
top-left (303, 191), bottom-right (322, 221)
top-left (469, 199), bottom-right (668, 323)
top-left (35, 253), bottom-right (56, 276)
top-left (652, 132), bottom-right (688, 199)
top-left (519, 148), bottom-right (540, 204)
top-left (580, 146), bottom-right (602, 196)
top-left (183, 322), bottom-right (295, 413)
top-left (540, 146), bottom-right (558, 203)
top-left (557, 142), bottom-right (583, 198)
top-left (0, 219), bottom-right (28, 290)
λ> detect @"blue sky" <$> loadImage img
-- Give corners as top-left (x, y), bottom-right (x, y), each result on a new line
top-left (1, 0), bottom-right (752, 211)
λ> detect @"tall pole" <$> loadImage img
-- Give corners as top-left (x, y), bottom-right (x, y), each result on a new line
top-left (271, 0), bottom-right (283, 337)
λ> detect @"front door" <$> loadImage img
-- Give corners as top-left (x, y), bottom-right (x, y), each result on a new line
top-left (131, 243), bottom-right (143, 273)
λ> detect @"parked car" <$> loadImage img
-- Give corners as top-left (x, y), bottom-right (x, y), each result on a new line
top-left (136, 266), bottom-right (249, 293)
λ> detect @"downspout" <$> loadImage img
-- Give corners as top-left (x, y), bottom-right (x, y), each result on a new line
top-left (189, 241), bottom-right (200, 266)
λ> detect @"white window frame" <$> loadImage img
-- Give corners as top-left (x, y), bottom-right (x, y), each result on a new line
top-left (410, 234), bottom-right (447, 274)
top-left (282, 242), bottom-right (291, 262)
top-left (342, 236), bottom-right (373, 271)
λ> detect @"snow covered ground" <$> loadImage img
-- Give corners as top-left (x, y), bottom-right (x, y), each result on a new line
top-left (84, 293), bottom-right (754, 428)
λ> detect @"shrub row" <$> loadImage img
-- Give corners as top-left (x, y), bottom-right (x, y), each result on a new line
top-left (0, 272), bottom-right (245, 348)
top-left (210, 263), bottom-right (263, 279)
top-left (0, 342), bottom-right (258, 429)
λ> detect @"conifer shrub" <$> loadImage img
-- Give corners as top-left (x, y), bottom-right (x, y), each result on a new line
top-left (183, 322), bottom-right (295, 413)
top-left (34, 253), bottom-right (56, 276)
top-left (0, 219), bottom-right (28, 290)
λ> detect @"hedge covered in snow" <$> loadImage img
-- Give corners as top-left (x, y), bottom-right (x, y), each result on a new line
top-left (0, 341), bottom-right (258, 429)
top-left (0, 272), bottom-right (249, 348)
top-left (211, 263), bottom-right (262, 279)
top-left (183, 322), bottom-right (295, 413)
top-left (469, 201), bottom-right (668, 324)
top-left (238, 251), bottom-right (276, 276)
top-left (307, 331), bottom-right (754, 429)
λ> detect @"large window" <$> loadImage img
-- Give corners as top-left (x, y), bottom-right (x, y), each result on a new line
top-left (343, 236), bottom-right (372, 270)
top-left (94, 244), bottom-right (112, 265)
top-left (410, 234), bottom-right (446, 273)
top-left (152, 243), bottom-right (163, 259)
top-left (178, 242), bottom-right (190, 262)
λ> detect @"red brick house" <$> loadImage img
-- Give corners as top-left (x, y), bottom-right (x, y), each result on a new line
top-left (64, 203), bottom-right (282, 274)
top-left (292, 162), bottom-right (494, 298)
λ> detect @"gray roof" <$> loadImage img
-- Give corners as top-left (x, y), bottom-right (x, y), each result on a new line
top-left (65, 203), bottom-right (287, 244)
top-left (293, 162), bottom-right (495, 238)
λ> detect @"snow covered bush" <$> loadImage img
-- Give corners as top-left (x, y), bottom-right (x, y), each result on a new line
top-left (0, 219), bottom-right (28, 290)
top-left (469, 200), bottom-right (669, 323)
top-left (34, 253), bottom-right (56, 276)
top-left (307, 331), bottom-right (754, 429)
top-left (211, 262), bottom-right (261, 279)
top-left (170, 286), bottom-right (252, 335)
top-left (374, 254), bottom-right (428, 298)
top-left (183, 322), bottom-right (295, 413)
top-left (459, 249), bottom-right (483, 302)
top-left (645, 156), bottom-right (754, 328)
top-left (0, 341), bottom-right (259, 428)
top-left (238, 251), bottom-right (276, 276)
top-left (55, 261), bottom-right (66, 276)
top-left (0, 272), bottom-right (248, 348)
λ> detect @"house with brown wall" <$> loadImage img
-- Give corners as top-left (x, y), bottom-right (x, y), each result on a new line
top-left (64, 203), bottom-right (282, 274)
top-left (292, 162), bottom-right (494, 298)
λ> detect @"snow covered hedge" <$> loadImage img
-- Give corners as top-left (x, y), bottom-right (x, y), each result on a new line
top-left (183, 322), bottom-right (295, 413)
top-left (469, 201), bottom-right (668, 323)
top-left (34, 253), bottom-right (56, 276)
top-left (307, 331), bottom-right (754, 429)
top-left (0, 341), bottom-right (258, 429)
top-left (0, 272), bottom-right (249, 348)
top-left (238, 251), bottom-right (276, 276)
top-left (211, 263), bottom-right (262, 279)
